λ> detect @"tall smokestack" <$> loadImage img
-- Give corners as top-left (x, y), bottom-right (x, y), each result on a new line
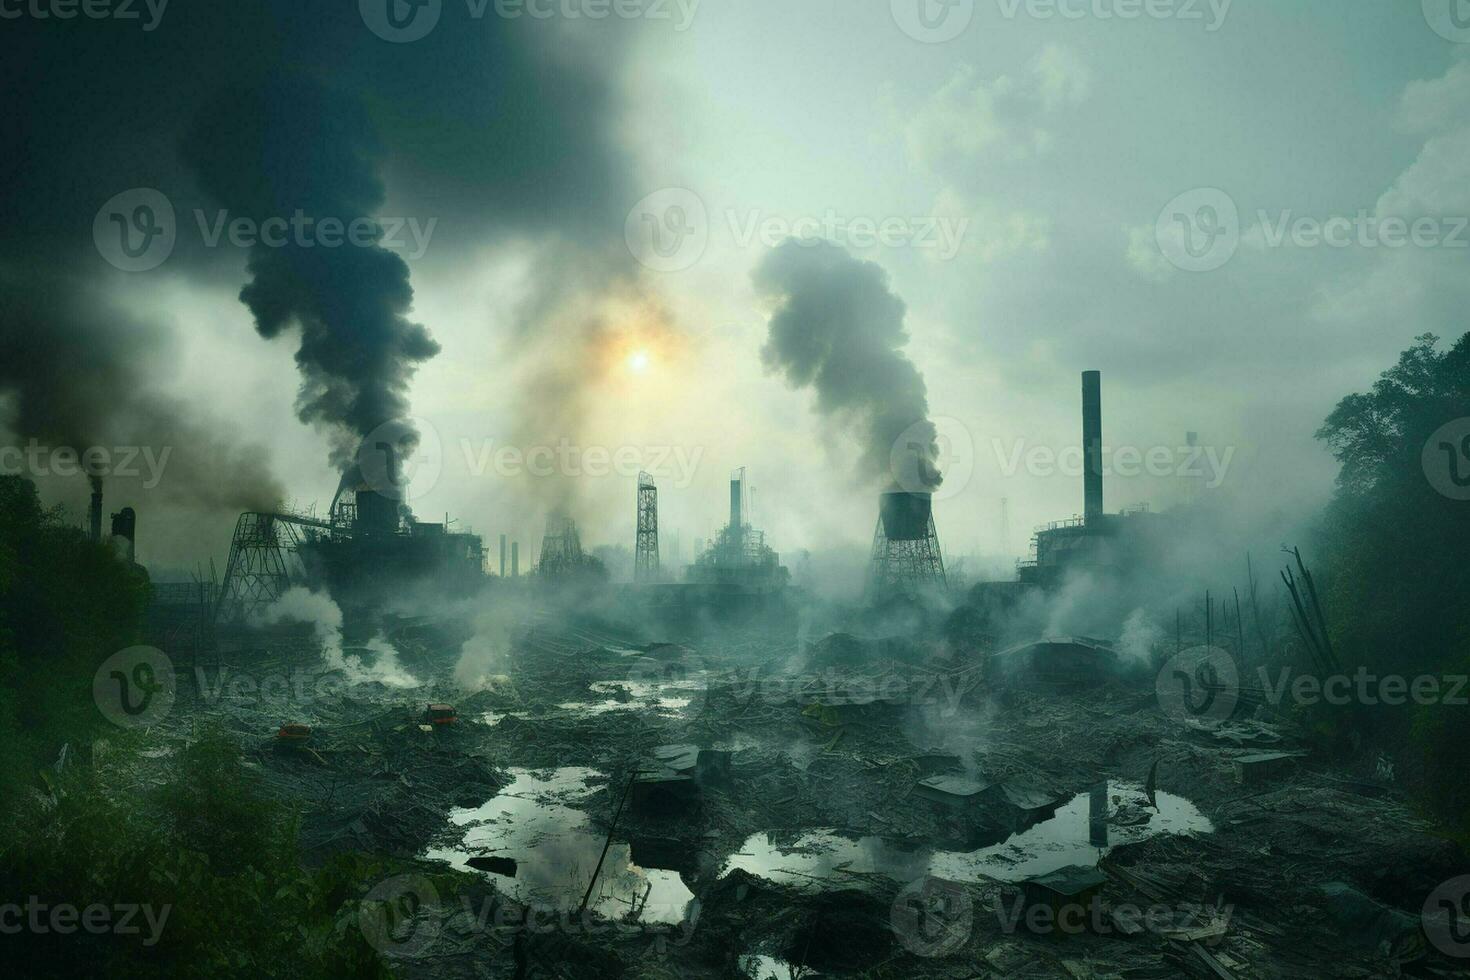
top-left (1082, 370), bottom-right (1103, 525)
top-left (500, 534), bottom-right (507, 577)
top-left (88, 478), bottom-right (103, 544)
top-left (730, 477), bottom-right (742, 532)
top-left (511, 541), bottom-right (520, 578)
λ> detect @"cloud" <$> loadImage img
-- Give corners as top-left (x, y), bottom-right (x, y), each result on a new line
top-left (1124, 225), bottom-right (1174, 282)
top-left (905, 45), bottom-right (1091, 177)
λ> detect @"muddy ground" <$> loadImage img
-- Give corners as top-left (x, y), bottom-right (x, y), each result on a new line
top-left (138, 611), bottom-right (1468, 979)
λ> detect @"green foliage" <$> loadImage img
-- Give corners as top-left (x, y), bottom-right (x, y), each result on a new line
top-left (0, 475), bottom-right (149, 803)
top-left (1315, 333), bottom-right (1470, 831)
top-left (1, 732), bottom-right (393, 978)
top-left (0, 478), bottom-right (395, 977)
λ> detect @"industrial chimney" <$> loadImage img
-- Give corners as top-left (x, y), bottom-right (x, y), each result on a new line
top-left (1082, 370), bottom-right (1104, 526)
top-left (729, 468), bottom-right (744, 533)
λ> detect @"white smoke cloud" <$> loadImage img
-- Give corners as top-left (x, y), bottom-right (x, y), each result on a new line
top-left (251, 586), bottom-right (420, 689)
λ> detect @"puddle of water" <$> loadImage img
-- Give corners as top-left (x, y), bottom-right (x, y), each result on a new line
top-left (739, 954), bottom-right (796, 979)
top-left (479, 710), bottom-right (531, 727)
top-left (722, 782), bottom-right (1211, 890)
top-left (424, 767), bottom-right (695, 925)
top-left (554, 679), bottom-right (699, 717)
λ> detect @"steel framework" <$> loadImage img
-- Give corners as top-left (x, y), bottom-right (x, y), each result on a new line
top-left (635, 471), bottom-right (660, 584)
top-left (214, 511), bottom-right (329, 623)
top-left (868, 511), bottom-right (947, 596)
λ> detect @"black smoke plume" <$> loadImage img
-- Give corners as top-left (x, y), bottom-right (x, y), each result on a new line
top-left (182, 78), bottom-right (440, 471)
top-left (754, 240), bottom-right (944, 491)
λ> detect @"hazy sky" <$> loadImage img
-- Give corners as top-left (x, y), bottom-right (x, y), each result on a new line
top-left (4, 1), bottom-right (1468, 578)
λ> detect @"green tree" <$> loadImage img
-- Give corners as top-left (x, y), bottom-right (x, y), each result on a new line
top-left (1316, 333), bottom-right (1470, 826)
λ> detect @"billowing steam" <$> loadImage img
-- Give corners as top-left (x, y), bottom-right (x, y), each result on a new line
top-left (252, 586), bottom-right (419, 689)
top-left (754, 240), bottom-right (944, 491)
top-left (183, 78), bottom-right (440, 473)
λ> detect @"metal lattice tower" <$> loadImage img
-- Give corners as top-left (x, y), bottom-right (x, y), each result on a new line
top-left (635, 471), bottom-right (660, 584)
top-left (868, 492), bottom-right (947, 597)
top-left (215, 513), bottom-right (294, 623)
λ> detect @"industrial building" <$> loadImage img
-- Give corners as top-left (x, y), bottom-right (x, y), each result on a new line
top-left (1017, 370), bottom-right (1166, 589)
top-left (639, 468), bottom-right (792, 621)
top-left (215, 450), bottom-right (485, 623)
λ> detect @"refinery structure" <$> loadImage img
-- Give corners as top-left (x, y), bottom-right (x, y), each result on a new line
top-left (77, 366), bottom-right (1192, 652)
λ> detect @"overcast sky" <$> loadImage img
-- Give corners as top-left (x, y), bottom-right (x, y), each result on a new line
top-left (3, 1), bottom-right (1468, 580)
